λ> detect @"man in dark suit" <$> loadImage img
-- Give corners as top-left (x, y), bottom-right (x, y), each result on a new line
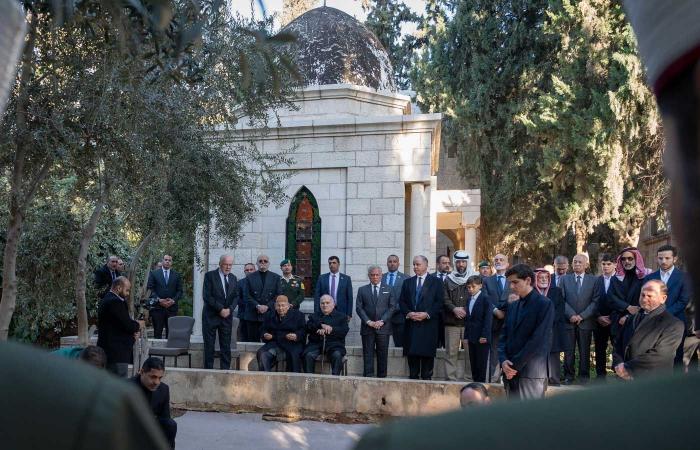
top-left (552, 255), bottom-right (569, 288)
top-left (146, 254), bottom-right (183, 339)
top-left (561, 253), bottom-right (600, 383)
top-left (382, 254), bottom-right (407, 347)
top-left (243, 255), bottom-right (281, 342)
top-left (131, 357), bottom-right (177, 449)
top-left (357, 265), bottom-right (396, 377)
top-left (463, 275), bottom-right (494, 383)
top-left (435, 254), bottom-right (451, 349)
top-left (303, 294), bottom-right (349, 375)
top-left (94, 255), bottom-right (121, 299)
top-left (644, 244), bottom-right (692, 366)
top-left (499, 264), bottom-right (554, 400)
top-left (613, 280), bottom-right (685, 380)
top-left (257, 295), bottom-right (306, 372)
top-left (593, 253), bottom-right (617, 380)
top-left (607, 248), bottom-right (646, 339)
top-left (202, 254), bottom-right (239, 370)
top-left (97, 276), bottom-right (141, 377)
top-left (237, 262), bottom-right (256, 341)
top-left (314, 255), bottom-right (353, 320)
top-left (482, 253), bottom-right (511, 382)
top-left (399, 255), bottom-right (444, 380)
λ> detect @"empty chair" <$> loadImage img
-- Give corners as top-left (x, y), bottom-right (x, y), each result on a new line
top-left (149, 316), bottom-right (195, 368)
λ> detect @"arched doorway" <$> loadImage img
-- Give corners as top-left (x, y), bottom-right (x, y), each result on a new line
top-left (285, 186), bottom-right (321, 297)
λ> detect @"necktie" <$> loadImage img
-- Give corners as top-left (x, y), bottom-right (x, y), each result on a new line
top-left (497, 276), bottom-right (505, 295)
top-left (576, 275), bottom-right (582, 293)
top-left (331, 274), bottom-right (336, 300)
top-left (164, 270), bottom-right (169, 285)
top-left (224, 274), bottom-right (230, 297)
top-left (556, 276), bottom-right (562, 288)
top-left (389, 272), bottom-right (395, 286)
top-left (415, 276), bottom-right (423, 307)
top-left (373, 285), bottom-right (378, 301)
top-left (468, 296), bottom-right (474, 315)
top-left (111, 270), bottom-right (116, 281)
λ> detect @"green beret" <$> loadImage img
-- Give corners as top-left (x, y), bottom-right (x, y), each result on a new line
top-left (478, 260), bottom-right (490, 268)
top-left (280, 259), bottom-right (291, 266)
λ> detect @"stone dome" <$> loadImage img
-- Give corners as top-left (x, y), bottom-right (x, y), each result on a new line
top-left (281, 7), bottom-right (397, 92)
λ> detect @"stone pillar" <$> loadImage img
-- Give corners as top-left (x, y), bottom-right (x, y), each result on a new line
top-left (410, 183), bottom-right (425, 259)
top-left (465, 225), bottom-right (477, 270)
top-left (193, 257), bottom-right (204, 336)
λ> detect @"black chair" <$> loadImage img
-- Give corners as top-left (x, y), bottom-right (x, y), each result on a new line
top-left (149, 316), bottom-right (195, 368)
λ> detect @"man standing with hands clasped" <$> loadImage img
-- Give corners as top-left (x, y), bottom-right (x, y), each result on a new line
top-left (202, 254), bottom-right (238, 370)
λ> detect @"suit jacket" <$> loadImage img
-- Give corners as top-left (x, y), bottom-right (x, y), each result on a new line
top-left (93, 265), bottom-right (122, 298)
top-left (314, 272), bottom-right (354, 317)
top-left (644, 268), bottom-right (691, 323)
top-left (147, 268), bottom-right (183, 313)
top-left (561, 273), bottom-right (599, 330)
top-left (483, 274), bottom-right (511, 333)
top-left (306, 310), bottom-right (349, 353)
top-left (97, 291), bottom-right (140, 364)
top-left (356, 283), bottom-right (396, 335)
top-left (237, 278), bottom-right (248, 317)
top-left (613, 305), bottom-right (685, 377)
top-left (243, 270), bottom-right (281, 322)
top-left (545, 286), bottom-right (571, 352)
top-left (443, 277), bottom-right (469, 327)
top-left (260, 308), bottom-right (306, 355)
top-left (464, 291), bottom-right (494, 344)
top-left (399, 274), bottom-right (444, 357)
top-left (131, 376), bottom-right (171, 420)
top-left (498, 289), bottom-right (554, 379)
top-left (202, 269), bottom-right (239, 325)
top-left (382, 271), bottom-right (408, 325)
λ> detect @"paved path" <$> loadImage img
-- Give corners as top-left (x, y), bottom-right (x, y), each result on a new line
top-left (175, 411), bottom-right (372, 450)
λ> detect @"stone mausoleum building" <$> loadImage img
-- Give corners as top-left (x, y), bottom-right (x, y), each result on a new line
top-left (194, 7), bottom-right (481, 343)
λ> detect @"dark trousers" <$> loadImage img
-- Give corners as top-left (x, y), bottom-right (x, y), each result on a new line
top-left (303, 344), bottom-right (344, 375)
top-left (489, 328), bottom-right (502, 382)
top-left (107, 362), bottom-right (129, 378)
top-left (238, 319), bottom-right (251, 341)
top-left (564, 327), bottom-right (592, 382)
top-left (468, 341), bottom-right (490, 382)
top-left (203, 319), bottom-right (232, 370)
top-left (245, 321), bottom-right (263, 343)
top-left (361, 332), bottom-right (390, 377)
top-left (548, 353), bottom-right (561, 385)
top-left (505, 376), bottom-right (547, 400)
top-left (257, 345), bottom-right (302, 373)
top-left (593, 323), bottom-right (613, 378)
top-left (392, 322), bottom-right (404, 347)
top-left (158, 417), bottom-right (177, 449)
top-left (151, 307), bottom-right (176, 339)
top-left (437, 316), bottom-right (445, 349)
top-left (407, 355), bottom-right (434, 380)
top-left (675, 334), bottom-right (687, 369)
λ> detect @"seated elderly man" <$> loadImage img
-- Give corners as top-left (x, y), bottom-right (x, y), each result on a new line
top-left (256, 295), bottom-right (306, 373)
top-left (303, 294), bottom-right (350, 375)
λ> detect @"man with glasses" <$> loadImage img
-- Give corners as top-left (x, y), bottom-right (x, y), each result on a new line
top-left (243, 255), bottom-right (281, 341)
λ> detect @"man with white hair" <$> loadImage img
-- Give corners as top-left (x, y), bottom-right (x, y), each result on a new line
top-left (303, 294), bottom-right (349, 375)
top-left (202, 254), bottom-right (239, 370)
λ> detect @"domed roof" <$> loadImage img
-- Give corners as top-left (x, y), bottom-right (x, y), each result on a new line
top-left (281, 7), bottom-right (396, 92)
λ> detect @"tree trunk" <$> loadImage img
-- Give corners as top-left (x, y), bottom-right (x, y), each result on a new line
top-left (74, 185), bottom-right (108, 346)
top-left (127, 229), bottom-right (159, 316)
top-left (574, 221), bottom-right (589, 255)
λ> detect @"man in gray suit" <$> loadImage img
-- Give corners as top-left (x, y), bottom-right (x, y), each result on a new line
top-left (383, 255), bottom-right (408, 347)
top-left (561, 253), bottom-right (600, 383)
top-left (357, 265), bottom-right (397, 377)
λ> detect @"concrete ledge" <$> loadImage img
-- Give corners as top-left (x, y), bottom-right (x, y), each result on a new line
top-left (165, 368), bottom-right (500, 423)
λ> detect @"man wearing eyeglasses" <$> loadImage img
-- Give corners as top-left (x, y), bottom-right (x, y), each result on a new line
top-left (243, 255), bottom-right (281, 342)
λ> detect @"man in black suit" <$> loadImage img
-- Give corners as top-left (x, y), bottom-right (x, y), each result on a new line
top-left (435, 254), bottom-right (451, 349)
top-left (202, 254), bottom-right (238, 370)
top-left (304, 294), bottom-right (349, 375)
top-left (357, 265), bottom-right (396, 377)
top-left (243, 255), bottom-right (281, 341)
top-left (499, 264), bottom-right (554, 400)
top-left (97, 276), bottom-right (142, 377)
top-left (482, 253), bottom-right (511, 382)
top-left (463, 275), bottom-right (494, 383)
top-left (593, 253), bottom-right (617, 380)
top-left (399, 255), bottom-right (444, 380)
top-left (257, 295), bottom-right (306, 372)
top-left (613, 280), bottom-right (685, 380)
top-left (314, 255), bottom-right (354, 320)
top-left (561, 253), bottom-right (600, 383)
top-left (237, 263), bottom-right (256, 342)
top-left (552, 255), bottom-right (569, 288)
top-left (131, 357), bottom-right (177, 449)
top-left (608, 248), bottom-right (646, 337)
top-left (147, 254), bottom-right (183, 339)
top-left (383, 254), bottom-right (408, 347)
top-left (94, 255), bottom-right (121, 299)
top-left (644, 244), bottom-right (692, 366)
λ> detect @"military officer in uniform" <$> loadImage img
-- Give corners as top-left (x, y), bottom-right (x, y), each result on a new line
top-left (279, 259), bottom-right (305, 309)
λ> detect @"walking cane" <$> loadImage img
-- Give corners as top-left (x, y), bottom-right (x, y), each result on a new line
top-left (320, 334), bottom-right (326, 374)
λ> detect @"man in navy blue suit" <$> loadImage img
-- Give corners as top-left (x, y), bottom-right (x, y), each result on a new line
top-left (644, 244), bottom-right (691, 366)
top-left (314, 256), bottom-right (354, 320)
top-left (498, 264), bottom-right (554, 400)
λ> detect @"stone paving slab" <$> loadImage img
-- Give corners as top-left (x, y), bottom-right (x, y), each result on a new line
top-left (175, 411), bottom-right (372, 450)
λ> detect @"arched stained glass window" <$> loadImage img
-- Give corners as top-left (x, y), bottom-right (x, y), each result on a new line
top-left (285, 186), bottom-right (321, 297)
